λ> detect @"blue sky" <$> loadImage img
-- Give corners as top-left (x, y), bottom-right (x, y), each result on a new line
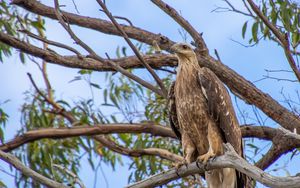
top-left (0, 0), bottom-right (299, 187)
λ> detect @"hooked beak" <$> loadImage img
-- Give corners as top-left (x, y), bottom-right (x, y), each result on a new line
top-left (170, 44), bottom-right (178, 54)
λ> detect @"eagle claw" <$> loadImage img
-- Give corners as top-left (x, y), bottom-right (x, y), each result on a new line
top-left (173, 159), bottom-right (188, 170)
top-left (197, 151), bottom-right (216, 164)
top-left (173, 159), bottom-right (189, 177)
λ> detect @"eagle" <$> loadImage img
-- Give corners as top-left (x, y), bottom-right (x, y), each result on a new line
top-left (168, 43), bottom-right (246, 188)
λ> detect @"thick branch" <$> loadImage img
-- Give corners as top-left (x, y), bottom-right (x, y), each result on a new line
top-left (126, 144), bottom-right (300, 188)
top-left (94, 135), bottom-right (182, 162)
top-left (0, 31), bottom-right (177, 71)
top-left (8, 0), bottom-right (300, 134)
top-left (0, 123), bottom-right (176, 152)
top-left (0, 150), bottom-right (68, 188)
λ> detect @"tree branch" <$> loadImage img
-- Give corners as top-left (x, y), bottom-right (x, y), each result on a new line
top-left (19, 29), bottom-right (83, 57)
top-left (126, 143), bottom-right (300, 188)
top-left (0, 150), bottom-right (68, 188)
top-left (94, 135), bottom-right (182, 162)
top-left (11, 0), bottom-right (175, 50)
top-left (97, 0), bottom-right (167, 97)
top-left (0, 123), bottom-right (176, 152)
top-left (151, 0), bottom-right (208, 55)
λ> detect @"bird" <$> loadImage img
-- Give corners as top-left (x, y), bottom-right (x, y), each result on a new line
top-left (168, 43), bottom-right (246, 188)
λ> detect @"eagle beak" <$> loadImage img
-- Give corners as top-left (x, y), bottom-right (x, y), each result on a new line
top-left (170, 44), bottom-right (178, 54)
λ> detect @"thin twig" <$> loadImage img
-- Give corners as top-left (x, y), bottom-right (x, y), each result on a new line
top-left (53, 164), bottom-right (86, 188)
top-left (113, 16), bottom-right (133, 26)
top-left (97, 0), bottom-right (167, 97)
top-left (27, 73), bottom-right (75, 122)
top-left (19, 29), bottom-right (82, 58)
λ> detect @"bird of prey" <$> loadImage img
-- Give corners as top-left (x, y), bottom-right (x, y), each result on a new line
top-left (168, 43), bottom-right (246, 188)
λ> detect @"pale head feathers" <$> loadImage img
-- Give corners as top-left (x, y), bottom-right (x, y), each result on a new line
top-left (170, 43), bottom-right (198, 64)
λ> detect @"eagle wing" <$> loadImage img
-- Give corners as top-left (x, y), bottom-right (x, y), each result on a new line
top-left (167, 81), bottom-right (181, 140)
top-left (198, 67), bottom-right (248, 187)
top-left (197, 67), bottom-right (242, 156)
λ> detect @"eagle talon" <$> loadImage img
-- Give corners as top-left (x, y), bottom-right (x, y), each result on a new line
top-left (197, 151), bottom-right (216, 164)
top-left (196, 161), bottom-right (202, 169)
top-left (173, 159), bottom-right (188, 170)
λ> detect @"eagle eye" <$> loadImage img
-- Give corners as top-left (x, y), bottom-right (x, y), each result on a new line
top-left (182, 45), bottom-right (188, 49)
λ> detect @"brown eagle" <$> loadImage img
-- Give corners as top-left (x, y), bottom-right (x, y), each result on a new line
top-left (168, 43), bottom-right (246, 188)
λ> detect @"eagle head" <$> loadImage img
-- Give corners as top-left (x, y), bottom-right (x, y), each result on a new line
top-left (170, 43), bottom-right (197, 64)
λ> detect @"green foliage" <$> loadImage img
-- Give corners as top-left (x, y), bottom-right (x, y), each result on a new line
top-left (0, 100), bottom-right (9, 143)
top-left (14, 91), bottom-right (81, 187)
top-left (0, 1), bottom-right (45, 63)
top-left (242, 0), bottom-right (300, 49)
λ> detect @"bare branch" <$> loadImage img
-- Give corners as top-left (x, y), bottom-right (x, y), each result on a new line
top-left (126, 143), bottom-right (300, 188)
top-left (217, 0), bottom-right (255, 17)
top-left (94, 135), bottom-right (182, 162)
top-left (53, 0), bottom-right (100, 60)
top-left (97, 0), bottom-right (167, 97)
top-left (0, 150), bottom-right (68, 188)
top-left (19, 29), bottom-right (83, 57)
top-left (151, 0), bottom-right (208, 54)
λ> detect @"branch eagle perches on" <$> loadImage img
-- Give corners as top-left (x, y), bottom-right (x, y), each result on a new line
top-left (126, 144), bottom-right (300, 188)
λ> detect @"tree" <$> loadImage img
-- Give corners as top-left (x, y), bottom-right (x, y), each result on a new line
top-left (0, 0), bottom-right (299, 187)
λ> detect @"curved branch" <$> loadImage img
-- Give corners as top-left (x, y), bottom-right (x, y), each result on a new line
top-left (126, 144), bottom-right (300, 188)
top-left (94, 135), bottom-right (182, 162)
top-left (0, 150), bottom-right (68, 188)
top-left (0, 31), bottom-right (177, 71)
top-left (0, 123), bottom-right (176, 152)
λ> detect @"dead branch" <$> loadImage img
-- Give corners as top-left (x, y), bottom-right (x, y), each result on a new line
top-left (0, 150), bottom-right (68, 188)
top-left (126, 143), bottom-right (300, 188)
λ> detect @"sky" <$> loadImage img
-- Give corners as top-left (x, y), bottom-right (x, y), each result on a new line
top-left (0, 0), bottom-right (299, 187)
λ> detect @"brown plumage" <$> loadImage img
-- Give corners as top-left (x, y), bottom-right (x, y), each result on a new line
top-left (168, 43), bottom-right (246, 188)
